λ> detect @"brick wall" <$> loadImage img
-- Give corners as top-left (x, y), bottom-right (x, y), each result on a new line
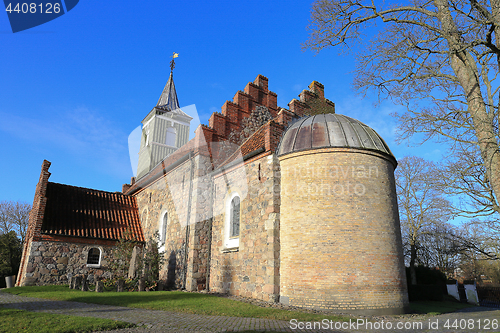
top-left (17, 160), bottom-right (51, 286)
top-left (207, 75), bottom-right (278, 144)
top-left (209, 153), bottom-right (281, 302)
top-left (279, 148), bottom-right (409, 315)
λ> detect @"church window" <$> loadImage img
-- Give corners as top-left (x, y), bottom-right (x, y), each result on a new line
top-left (230, 196), bottom-right (240, 238)
top-left (224, 192), bottom-right (240, 249)
top-left (87, 247), bottom-right (101, 267)
top-left (165, 127), bottom-right (176, 147)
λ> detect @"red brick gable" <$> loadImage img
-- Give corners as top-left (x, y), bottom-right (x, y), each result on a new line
top-left (208, 75), bottom-right (278, 143)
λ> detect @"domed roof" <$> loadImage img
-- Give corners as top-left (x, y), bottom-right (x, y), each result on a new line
top-left (277, 113), bottom-right (394, 158)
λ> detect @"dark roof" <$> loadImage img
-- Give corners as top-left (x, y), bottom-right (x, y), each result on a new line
top-left (156, 71), bottom-right (180, 111)
top-left (277, 113), bottom-right (395, 159)
top-left (41, 182), bottom-right (144, 242)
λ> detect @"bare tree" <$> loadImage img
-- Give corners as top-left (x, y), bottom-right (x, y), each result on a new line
top-left (395, 156), bottom-right (452, 284)
top-left (0, 201), bottom-right (31, 244)
top-left (0, 201), bottom-right (15, 234)
top-left (419, 222), bottom-right (462, 277)
top-left (440, 142), bottom-right (500, 219)
top-left (304, 0), bottom-right (500, 215)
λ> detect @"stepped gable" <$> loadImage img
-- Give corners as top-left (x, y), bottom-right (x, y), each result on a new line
top-left (208, 75), bottom-right (278, 141)
top-left (125, 76), bottom-right (337, 194)
top-left (124, 75), bottom-right (279, 194)
top-left (286, 81), bottom-right (335, 117)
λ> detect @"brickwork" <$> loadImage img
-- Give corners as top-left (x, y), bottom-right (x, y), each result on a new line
top-left (285, 81), bottom-right (335, 118)
top-left (17, 160), bottom-right (51, 286)
top-left (208, 75), bottom-right (278, 145)
top-left (209, 153), bottom-right (281, 302)
top-left (279, 148), bottom-right (409, 314)
top-left (20, 239), bottom-right (116, 286)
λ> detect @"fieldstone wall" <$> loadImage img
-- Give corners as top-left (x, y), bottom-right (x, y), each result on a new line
top-left (279, 148), bottom-right (409, 315)
top-left (209, 153), bottom-right (280, 302)
top-left (135, 153), bottom-right (213, 291)
top-left (21, 240), bottom-right (115, 286)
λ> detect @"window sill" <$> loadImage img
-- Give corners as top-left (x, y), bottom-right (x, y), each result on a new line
top-left (86, 264), bottom-right (101, 268)
top-left (222, 247), bottom-right (239, 253)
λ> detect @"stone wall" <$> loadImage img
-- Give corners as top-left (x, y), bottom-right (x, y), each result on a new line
top-left (279, 148), bottom-right (409, 315)
top-left (209, 153), bottom-right (281, 302)
top-left (20, 239), bottom-right (115, 286)
top-left (135, 153), bottom-right (213, 291)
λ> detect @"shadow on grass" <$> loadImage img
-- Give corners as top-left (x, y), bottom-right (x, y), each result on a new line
top-left (2, 286), bottom-right (351, 321)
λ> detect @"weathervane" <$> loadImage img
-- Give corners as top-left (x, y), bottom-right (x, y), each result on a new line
top-left (170, 52), bottom-right (179, 72)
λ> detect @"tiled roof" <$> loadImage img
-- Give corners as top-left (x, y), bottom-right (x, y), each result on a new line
top-left (41, 182), bottom-right (144, 242)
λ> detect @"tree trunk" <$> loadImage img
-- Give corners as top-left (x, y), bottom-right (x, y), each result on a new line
top-left (436, 0), bottom-right (500, 205)
top-left (410, 243), bottom-right (418, 285)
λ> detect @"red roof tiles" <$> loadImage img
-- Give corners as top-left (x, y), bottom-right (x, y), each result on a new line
top-left (41, 182), bottom-right (144, 242)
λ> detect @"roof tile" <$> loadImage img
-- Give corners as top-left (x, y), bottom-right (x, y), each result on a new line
top-left (41, 182), bottom-right (144, 242)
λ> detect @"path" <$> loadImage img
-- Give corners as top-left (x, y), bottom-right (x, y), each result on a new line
top-left (1, 290), bottom-right (499, 332)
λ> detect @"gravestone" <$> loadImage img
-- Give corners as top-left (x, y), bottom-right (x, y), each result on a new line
top-left (95, 281), bottom-right (104, 292)
top-left (128, 246), bottom-right (142, 279)
top-left (73, 276), bottom-right (82, 290)
top-left (117, 279), bottom-right (125, 292)
top-left (81, 275), bottom-right (88, 291)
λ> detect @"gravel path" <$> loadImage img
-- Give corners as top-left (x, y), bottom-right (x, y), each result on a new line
top-left (1, 290), bottom-right (499, 333)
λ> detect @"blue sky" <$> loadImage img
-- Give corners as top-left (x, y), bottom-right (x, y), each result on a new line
top-left (0, 0), bottom-right (442, 204)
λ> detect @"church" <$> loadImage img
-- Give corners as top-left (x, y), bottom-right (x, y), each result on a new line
top-left (17, 61), bottom-right (410, 315)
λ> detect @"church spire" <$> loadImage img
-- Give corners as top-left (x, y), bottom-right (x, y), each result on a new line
top-left (156, 52), bottom-right (180, 111)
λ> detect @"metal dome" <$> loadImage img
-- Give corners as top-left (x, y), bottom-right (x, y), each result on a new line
top-left (277, 113), bottom-right (394, 158)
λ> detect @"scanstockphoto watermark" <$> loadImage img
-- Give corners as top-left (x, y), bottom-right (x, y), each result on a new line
top-left (290, 161), bottom-right (380, 180)
top-left (283, 162), bottom-right (379, 197)
top-left (3, 1), bottom-right (80, 33)
top-left (290, 318), bottom-right (499, 331)
top-left (290, 319), bottom-right (424, 331)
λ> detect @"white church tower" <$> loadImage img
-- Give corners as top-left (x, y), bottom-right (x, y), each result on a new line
top-left (137, 54), bottom-right (192, 179)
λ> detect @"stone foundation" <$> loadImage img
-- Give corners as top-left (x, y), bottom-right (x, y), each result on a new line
top-left (20, 240), bottom-right (115, 286)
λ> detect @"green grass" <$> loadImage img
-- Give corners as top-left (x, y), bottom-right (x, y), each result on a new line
top-left (3, 285), bottom-right (478, 326)
top-left (409, 300), bottom-right (476, 315)
top-left (3, 285), bottom-right (352, 322)
top-left (0, 307), bottom-right (134, 333)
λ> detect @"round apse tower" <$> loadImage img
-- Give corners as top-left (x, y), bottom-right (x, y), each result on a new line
top-left (277, 113), bottom-right (409, 315)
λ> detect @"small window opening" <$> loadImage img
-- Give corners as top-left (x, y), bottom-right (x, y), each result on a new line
top-left (161, 212), bottom-right (168, 244)
top-left (87, 248), bottom-right (101, 266)
top-left (230, 196), bottom-right (240, 238)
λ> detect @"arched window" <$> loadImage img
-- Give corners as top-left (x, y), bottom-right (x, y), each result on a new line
top-left (165, 127), bottom-right (176, 147)
top-left (159, 211), bottom-right (168, 251)
top-left (224, 193), bottom-right (240, 249)
top-left (87, 247), bottom-right (101, 267)
top-left (230, 196), bottom-right (240, 238)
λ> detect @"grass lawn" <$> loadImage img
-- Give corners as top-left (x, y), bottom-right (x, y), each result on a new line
top-left (2, 285), bottom-right (351, 322)
top-left (3, 285), bottom-right (478, 326)
top-left (0, 307), bottom-right (134, 333)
